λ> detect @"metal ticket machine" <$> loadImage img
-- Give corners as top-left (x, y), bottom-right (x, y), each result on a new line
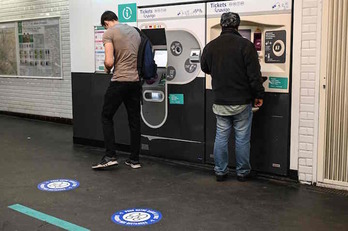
top-left (206, 0), bottom-right (292, 175)
top-left (137, 3), bottom-right (206, 163)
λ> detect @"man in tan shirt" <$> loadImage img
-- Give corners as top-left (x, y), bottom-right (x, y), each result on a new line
top-left (92, 11), bottom-right (142, 170)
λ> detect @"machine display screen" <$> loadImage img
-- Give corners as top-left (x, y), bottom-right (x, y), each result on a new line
top-left (239, 29), bottom-right (251, 41)
top-left (154, 50), bottom-right (167, 68)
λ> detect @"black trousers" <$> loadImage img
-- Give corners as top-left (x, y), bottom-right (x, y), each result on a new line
top-left (101, 81), bottom-right (141, 161)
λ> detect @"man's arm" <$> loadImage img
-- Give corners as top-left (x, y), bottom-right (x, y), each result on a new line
top-left (243, 43), bottom-right (265, 106)
top-left (104, 42), bottom-right (114, 74)
top-left (200, 46), bottom-right (211, 74)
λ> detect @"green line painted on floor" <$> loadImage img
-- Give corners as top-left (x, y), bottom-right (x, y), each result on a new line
top-left (8, 204), bottom-right (89, 231)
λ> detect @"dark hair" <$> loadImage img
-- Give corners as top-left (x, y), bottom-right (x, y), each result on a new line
top-left (220, 12), bottom-right (240, 29)
top-left (101, 11), bottom-right (118, 26)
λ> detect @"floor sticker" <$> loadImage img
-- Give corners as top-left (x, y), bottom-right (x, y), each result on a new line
top-left (37, 179), bottom-right (79, 192)
top-left (111, 208), bottom-right (162, 226)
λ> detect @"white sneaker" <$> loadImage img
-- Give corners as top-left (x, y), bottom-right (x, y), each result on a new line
top-left (124, 159), bottom-right (141, 169)
top-left (92, 156), bottom-right (118, 169)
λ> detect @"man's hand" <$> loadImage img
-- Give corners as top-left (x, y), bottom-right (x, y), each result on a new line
top-left (254, 99), bottom-right (263, 107)
top-left (105, 67), bottom-right (111, 74)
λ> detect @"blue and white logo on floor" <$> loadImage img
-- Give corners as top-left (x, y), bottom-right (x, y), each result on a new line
top-left (111, 208), bottom-right (162, 226)
top-left (37, 179), bottom-right (79, 192)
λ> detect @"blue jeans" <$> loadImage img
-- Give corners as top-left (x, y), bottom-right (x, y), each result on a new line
top-left (213, 104), bottom-right (253, 177)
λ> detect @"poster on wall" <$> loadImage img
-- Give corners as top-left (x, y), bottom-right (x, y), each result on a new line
top-left (0, 22), bottom-right (17, 75)
top-left (18, 18), bottom-right (61, 77)
top-left (94, 26), bottom-right (106, 72)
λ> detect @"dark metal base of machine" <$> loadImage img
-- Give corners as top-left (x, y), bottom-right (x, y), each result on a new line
top-left (205, 90), bottom-right (291, 176)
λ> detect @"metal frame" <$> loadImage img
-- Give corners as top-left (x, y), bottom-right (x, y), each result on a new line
top-left (318, 0), bottom-right (348, 188)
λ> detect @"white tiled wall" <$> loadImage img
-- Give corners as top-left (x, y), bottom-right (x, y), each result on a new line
top-left (297, 0), bottom-right (321, 184)
top-left (0, 0), bottom-right (72, 119)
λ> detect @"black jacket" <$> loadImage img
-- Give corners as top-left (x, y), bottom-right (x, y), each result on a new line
top-left (201, 28), bottom-right (264, 105)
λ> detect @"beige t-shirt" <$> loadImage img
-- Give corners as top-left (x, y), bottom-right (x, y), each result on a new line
top-left (103, 24), bottom-right (141, 82)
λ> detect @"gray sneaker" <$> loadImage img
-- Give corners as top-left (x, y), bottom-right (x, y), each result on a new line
top-left (92, 156), bottom-right (118, 169)
top-left (125, 159), bottom-right (141, 169)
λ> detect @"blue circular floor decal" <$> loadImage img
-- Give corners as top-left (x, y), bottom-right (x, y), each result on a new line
top-left (37, 179), bottom-right (79, 192)
top-left (111, 208), bottom-right (162, 226)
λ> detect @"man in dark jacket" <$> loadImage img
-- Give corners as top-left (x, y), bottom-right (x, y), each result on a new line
top-left (201, 12), bottom-right (265, 182)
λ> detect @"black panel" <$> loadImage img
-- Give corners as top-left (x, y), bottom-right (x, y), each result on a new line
top-left (141, 136), bottom-right (204, 163)
top-left (72, 73), bottom-right (204, 163)
top-left (205, 90), bottom-right (290, 176)
top-left (72, 73), bottom-right (130, 146)
top-left (142, 28), bottom-right (166, 45)
top-left (250, 93), bottom-right (290, 175)
top-left (73, 137), bottom-right (130, 152)
top-left (141, 78), bottom-right (205, 142)
top-left (72, 72), bottom-right (95, 140)
top-left (141, 78), bottom-right (205, 163)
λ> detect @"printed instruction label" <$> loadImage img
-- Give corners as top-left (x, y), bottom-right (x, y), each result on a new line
top-left (268, 77), bottom-right (288, 89)
top-left (169, 94), bottom-right (184, 105)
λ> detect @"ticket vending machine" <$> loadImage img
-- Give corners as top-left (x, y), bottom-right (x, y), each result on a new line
top-left (140, 28), bottom-right (168, 130)
top-left (137, 3), bottom-right (206, 163)
top-left (206, 1), bottom-right (292, 175)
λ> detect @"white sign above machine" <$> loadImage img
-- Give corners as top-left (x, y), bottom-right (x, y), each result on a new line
top-left (138, 3), bottom-right (205, 21)
top-left (207, 0), bottom-right (292, 17)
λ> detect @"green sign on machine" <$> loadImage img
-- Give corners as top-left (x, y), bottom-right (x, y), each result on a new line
top-left (269, 77), bottom-right (288, 89)
top-left (95, 26), bottom-right (104, 31)
top-left (118, 3), bottom-right (137, 23)
top-left (169, 94), bottom-right (184, 105)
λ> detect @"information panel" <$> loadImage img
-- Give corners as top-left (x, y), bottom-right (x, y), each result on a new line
top-left (265, 30), bottom-right (286, 63)
top-left (0, 17), bottom-right (62, 78)
top-left (0, 23), bottom-right (17, 75)
top-left (94, 26), bottom-right (106, 72)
